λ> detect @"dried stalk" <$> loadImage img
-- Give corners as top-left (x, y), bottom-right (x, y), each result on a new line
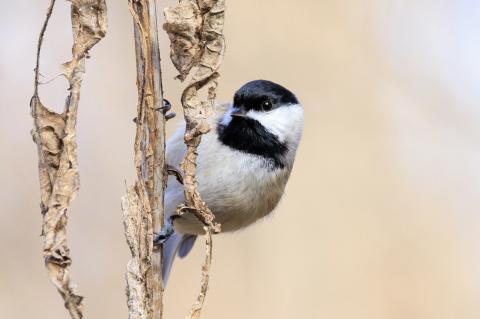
top-left (122, 1), bottom-right (166, 319)
top-left (186, 228), bottom-right (213, 319)
top-left (122, 183), bottom-right (154, 319)
top-left (30, 1), bottom-right (107, 318)
top-left (164, 0), bottom-right (225, 317)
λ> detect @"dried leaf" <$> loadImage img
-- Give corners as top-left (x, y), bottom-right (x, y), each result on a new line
top-left (164, 1), bottom-right (225, 318)
top-left (31, 1), bottom-right (107, 318)
top-left (164, 0), bottom-right (202, 80)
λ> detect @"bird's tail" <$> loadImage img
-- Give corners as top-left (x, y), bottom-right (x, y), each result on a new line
top-left (162, 232), bottom-right (197, 285)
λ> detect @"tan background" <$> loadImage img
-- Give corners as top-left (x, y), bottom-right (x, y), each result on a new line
top-left (1, 1), bottom-right (480, 318)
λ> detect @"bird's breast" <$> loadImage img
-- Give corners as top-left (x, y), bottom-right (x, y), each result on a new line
top-left (172, 132), bottom-right (290, 235)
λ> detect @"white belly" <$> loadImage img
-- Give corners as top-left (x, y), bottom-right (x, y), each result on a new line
top-left (165, 130), bottom-right (291, 235)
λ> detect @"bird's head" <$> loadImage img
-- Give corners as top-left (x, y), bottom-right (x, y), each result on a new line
top-left (218, 80), bottom-right (304, 169)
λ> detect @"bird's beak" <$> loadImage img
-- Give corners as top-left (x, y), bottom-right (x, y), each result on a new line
top-left (231, 107), bottom-right (247, 117)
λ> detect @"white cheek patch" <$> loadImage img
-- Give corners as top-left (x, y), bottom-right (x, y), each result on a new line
top-left (219, 107), bottom-right (234, 126)
top-left (246, 104), bottom-right (304, 143)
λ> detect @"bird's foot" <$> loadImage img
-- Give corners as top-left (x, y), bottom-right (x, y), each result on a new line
top-left (132, 99), bottom-right (176, 123)
top-left (153, 216), bottom-right (177, 246)
top-left (160, 99), bottom-right (176, 120)
top-left (166, 164), bottom-right (184, 185)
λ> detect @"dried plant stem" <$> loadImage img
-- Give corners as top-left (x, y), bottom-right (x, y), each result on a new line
top-left (33, 0), bottom-right (55, 97)
top-left (186, 228), bottom-right (213, 319)
top-left (164, 1), bottom-right (225, 318)
top-left (122, 1), bottom-right (166, 319)
top-left (30, 1), bottom-right (107, 318)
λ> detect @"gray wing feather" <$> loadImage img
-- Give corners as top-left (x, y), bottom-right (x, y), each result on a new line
top-left (162, 232), bottom-right (183, 285)
top-left (162, 103), bottom-right (227, 285)
top-left (162, 232), bottom-right (198, 285)
top-left (178, 235), bottom-right (197, 258)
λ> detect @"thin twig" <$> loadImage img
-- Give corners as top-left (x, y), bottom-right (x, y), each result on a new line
top-left (186, 228), bottom-right (213, 319)
top-left (33, 0), bottom-right (56, 97)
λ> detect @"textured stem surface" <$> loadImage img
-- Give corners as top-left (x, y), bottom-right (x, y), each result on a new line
top-left (122, 1), bottom-right (166, 318)
top-left (164, 1), bottom-right (226, 318)
top-left (30, 1), bottom-right (107, 318)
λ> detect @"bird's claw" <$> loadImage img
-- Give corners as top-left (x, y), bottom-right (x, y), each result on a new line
top-left (153, 216), bottom-right (177, 246)
top-left (134, 99), bottom-right (175, 123)
top-left (160, 99), bottom-right (176, 121)
top-left (153, 227), bottom-right (174, 246)
top-left (166, 164), bottom-right (184, 185)
top-left (161, 99), bottom-right (172, 112)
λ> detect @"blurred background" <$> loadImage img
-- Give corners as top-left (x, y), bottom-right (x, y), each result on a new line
top-left (1, 0), bottom-right (480, 318)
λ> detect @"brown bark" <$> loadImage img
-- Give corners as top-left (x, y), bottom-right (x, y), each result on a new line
top-left (122, 1), bottom-right (166, 319)
top-left (30, 1), bottom-right (107, 318)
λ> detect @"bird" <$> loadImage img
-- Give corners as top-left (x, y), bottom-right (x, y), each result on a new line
top-left (158, 79), bottom-right (304, 284)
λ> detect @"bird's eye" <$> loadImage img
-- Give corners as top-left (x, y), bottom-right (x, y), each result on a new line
top-left (261, 100), bottom-right (273, 111)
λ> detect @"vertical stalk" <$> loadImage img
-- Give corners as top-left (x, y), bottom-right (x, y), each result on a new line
top-left (31, 1), bottom-right (107, 318)
top-left (163, 1), bottom-right (225, 318)
top-left (123, 1), bottom-right (165, 318)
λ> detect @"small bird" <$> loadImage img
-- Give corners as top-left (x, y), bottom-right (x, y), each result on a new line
top-left (159, 79), bottom-right (304, 283)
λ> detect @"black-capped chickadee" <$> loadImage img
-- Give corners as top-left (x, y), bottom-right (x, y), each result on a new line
top-left (159, 80), bottom-right (304, 283)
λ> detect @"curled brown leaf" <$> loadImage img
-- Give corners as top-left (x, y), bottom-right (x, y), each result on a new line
top-left (164, 1), bottom-right (225, 318)
top-left (31, 1), bottom-right (107, 318)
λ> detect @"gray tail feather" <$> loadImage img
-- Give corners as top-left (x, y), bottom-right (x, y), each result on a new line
top-left (162, 232), bottom-right (198, 285)
top-left (178, 234), bottom-right (197, 258)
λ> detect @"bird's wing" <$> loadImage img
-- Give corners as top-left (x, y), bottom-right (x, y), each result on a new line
top-left (162, 232), bottom-right (183, 285)
top-left (178, 234), bottom-right (197, 258)
top-left (166, 102), bottom-right (230, 168)
top-left (163, 102), bottom-right (230, 285)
